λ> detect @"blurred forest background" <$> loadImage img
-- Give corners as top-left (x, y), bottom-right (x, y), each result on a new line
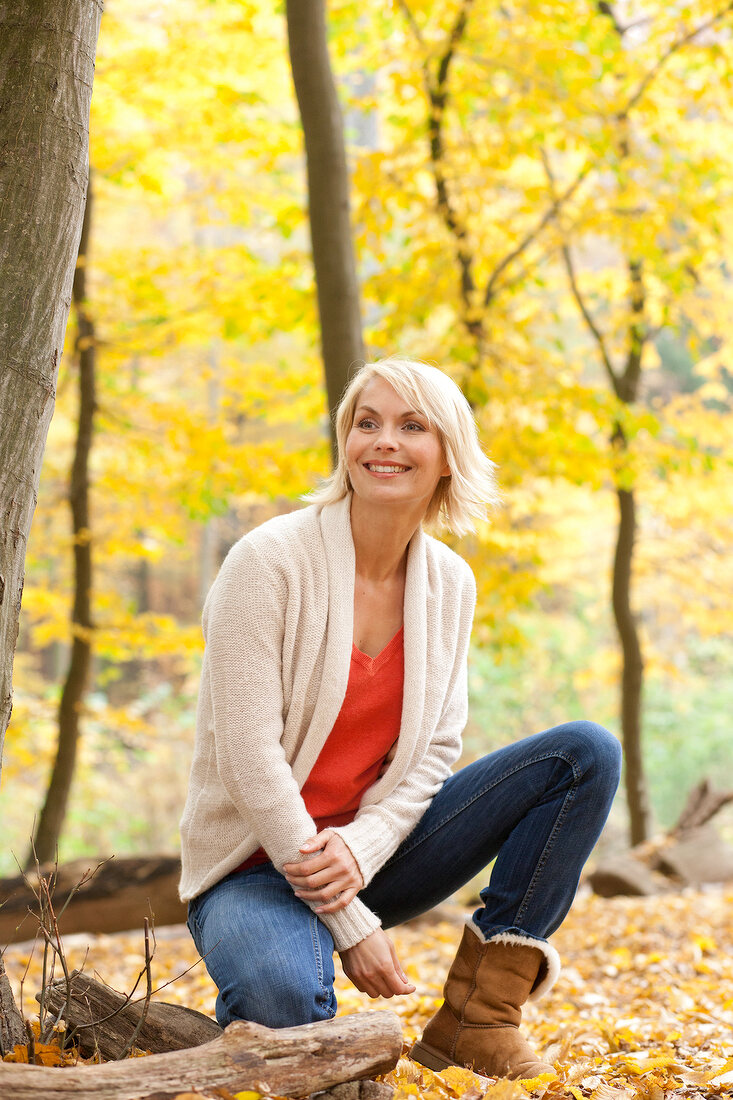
top-left (1, 0), bottom-right (732, 876)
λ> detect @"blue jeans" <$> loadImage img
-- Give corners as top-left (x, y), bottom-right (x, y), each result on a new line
top-left (187, 721), bottom-right (621, 1028)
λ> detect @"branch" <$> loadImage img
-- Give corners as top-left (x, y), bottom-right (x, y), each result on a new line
top-left (117, 917), bottom-right (154, 1059)
top-left (483, 163), bottom-right (590, 307)
top-left (395, 0), bottom-right (425, 48)
top-left (620, 257), bottom-right (646, 403)
top-left (609, 2), bottom-right (733, 117)
top-left (398, 0), bottom-right (482, 338)
top-left (541, 149), bottom-right (621, 396)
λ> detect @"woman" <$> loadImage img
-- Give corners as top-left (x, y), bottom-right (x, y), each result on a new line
top-left (180, 357), bottom-right (621, 1081)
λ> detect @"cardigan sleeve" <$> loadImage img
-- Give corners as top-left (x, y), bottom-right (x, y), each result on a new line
top-left (203, 538), bottom-right (382, 950)
top-left (329, 565), bottom-right (476, 889)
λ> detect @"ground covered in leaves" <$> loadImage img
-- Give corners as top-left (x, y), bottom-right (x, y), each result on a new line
top-left (3, 886), bottom-right (732, 1098)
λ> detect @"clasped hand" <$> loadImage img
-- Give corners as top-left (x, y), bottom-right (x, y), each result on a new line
top-left (283, 830), bottom-right (363, 914)
top-left (283, 831), bottom-right (415, 1000)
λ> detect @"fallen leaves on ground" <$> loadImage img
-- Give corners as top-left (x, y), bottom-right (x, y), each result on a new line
top-left (3, 886), bottom-right (732, 1099)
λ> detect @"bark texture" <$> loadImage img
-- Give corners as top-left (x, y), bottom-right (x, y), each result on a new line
top-left (588, 777), bottom-right (733, 896)
top-left (0, 1011), bottom-right (402, 1100)
top-left (40, 970), bottom-right (222, 1060)
top-left (285, 0), bottom-right (364, 453)
top-left (612, 484), bottom-right (648, 845)
top-left (0, 0), bottom-right (103, 1051)
top-left (0, 855), bottom-right (186, 945)
top-left (30, 186), bottom-right (97, 866)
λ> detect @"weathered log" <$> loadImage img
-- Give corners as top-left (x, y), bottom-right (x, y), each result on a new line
top-left (586, 853), bottom-right (671, 899)
top-left (654, 824), bottom-right (733, 886)
top-left (588, 777), bottom-right (733, 898)
top-left (0, 856), bottom-right (186, 945)
top-left (39, 970), bottom-right (221, 1060)
top-left (671, 779), bottom-right (733, 835)
top-left (0, 1010), bottom-right (402, 1100)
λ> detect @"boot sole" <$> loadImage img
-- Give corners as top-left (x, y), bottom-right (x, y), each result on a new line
top-left (410, 1039), bottom-right (457, 1072)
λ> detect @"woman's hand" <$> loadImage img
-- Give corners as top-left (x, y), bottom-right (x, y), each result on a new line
top-left (339, 929), bottom-right (416, 999)
top-left (283, 830), bottom-right (364, 913)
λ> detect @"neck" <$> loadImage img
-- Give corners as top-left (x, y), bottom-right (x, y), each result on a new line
top-left (349, 495), bottom-right (424, 582)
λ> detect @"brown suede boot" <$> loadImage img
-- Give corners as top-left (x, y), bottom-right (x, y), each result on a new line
top-left (411, 924), bottom-right (556, 1081)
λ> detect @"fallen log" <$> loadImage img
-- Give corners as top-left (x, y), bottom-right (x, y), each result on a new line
top-left (655, 824), bottom-right (733, 886)
top-left (588, 778), bottom-right (733, 898)
top-left (0, 1010), bottom-right (402, 1100)
top-left (39, 970), bottom-right (222, 1060)
top-left (586, 853), bottom-right (672, 899)
top-left (0, 856), bottom-right (186, 945)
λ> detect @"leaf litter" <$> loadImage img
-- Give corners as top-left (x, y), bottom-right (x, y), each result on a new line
top-left (2, 885), bottom-right (732, 1099)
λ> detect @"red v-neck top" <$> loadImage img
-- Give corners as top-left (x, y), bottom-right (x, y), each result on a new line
top-left (237, 626), bottom-right (404, 871)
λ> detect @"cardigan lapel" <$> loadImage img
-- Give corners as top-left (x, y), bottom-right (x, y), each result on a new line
top-left (396, 523), bottom-right (428, 762)
top-left (291, 496), bottom-right (355, 786)
top-left (291, 493), bottom-right (429, 787)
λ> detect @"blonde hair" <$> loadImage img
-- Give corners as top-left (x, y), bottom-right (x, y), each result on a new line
top-left (306, 357), bottom-right (499, 536)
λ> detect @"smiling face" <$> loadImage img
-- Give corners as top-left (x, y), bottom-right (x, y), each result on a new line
top-left (345, 377), bottom-right (450, 516)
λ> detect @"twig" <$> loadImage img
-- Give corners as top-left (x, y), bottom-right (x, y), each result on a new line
top-left (482, 164), bottom-right (590, 308)
top-left (56, 858), bottom-right (113, 921)
top-left (24, 1018), bottom-right (35, 1065)
top-left (619, 2), bottom-right (733, 118)
top-left (540, 147), bottom-right (620, 396)
top-left (118, 917), bottom-right (154, 1059)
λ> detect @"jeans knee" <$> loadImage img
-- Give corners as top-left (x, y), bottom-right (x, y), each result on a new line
top-left (562, 720), bottom-right (622, 790)
top-left (217, 966), bottom-right (336, 1029)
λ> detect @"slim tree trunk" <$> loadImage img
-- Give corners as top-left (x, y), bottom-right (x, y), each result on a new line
top-left (612, 485), bottom-right (649, 845)
top-left (0, 0), bottom-right (102, 1050)
top-left (285, 0), bottom-right (364, 458)
top-left (30, 185), bottom-right (97, 867)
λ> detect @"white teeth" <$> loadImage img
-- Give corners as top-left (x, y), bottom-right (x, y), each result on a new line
top-left (366, 464), bottom-right (408, 473)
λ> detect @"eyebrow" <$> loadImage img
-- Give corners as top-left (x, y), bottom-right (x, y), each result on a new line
top-left (356, 404), bottom-right (427, 419)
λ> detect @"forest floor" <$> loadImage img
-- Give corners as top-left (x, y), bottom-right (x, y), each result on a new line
top-left (3, 886), bottom-right (732, 1099)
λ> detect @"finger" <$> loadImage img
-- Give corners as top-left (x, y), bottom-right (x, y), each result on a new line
top-left (296, 882), bottom-right (346, 904)
top-left (292, 872), bottom-right (344, 895)
top-left (382, 970), bottom-right (415, 996)
top-left (299, 829), bottom-right (333, 854)
top-left (389, 944), bottom-right (413, 987)
top-left (288, 866), bottom-right (341, 890)
top-left (314, 887), bottom-right (359, 913)
top-left (287, 850), bottom-right (330, 873)
top-left (294, 889), bottom-right (337, 904)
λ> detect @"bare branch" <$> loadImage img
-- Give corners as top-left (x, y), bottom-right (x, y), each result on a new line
top-left (612, 2), bottom-right (733, 117)
top-left (541, 149), bottom-right (621, 395)
top-left (395, 0), bottom-right (425, 49)
top-left (118, 917), bottom-right (154, 1059)
top-left (483, 164), bottom-right (590, 307)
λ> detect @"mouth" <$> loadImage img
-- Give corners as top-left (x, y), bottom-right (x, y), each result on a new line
top-left (363, 462), bottom-right (412, 474)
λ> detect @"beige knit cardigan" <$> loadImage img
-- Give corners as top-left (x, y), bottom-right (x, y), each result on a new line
top-left (179, 494), bottom-right (476, 950)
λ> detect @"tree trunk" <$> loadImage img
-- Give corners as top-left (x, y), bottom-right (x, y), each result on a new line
top-left (0, 1011), bottom-right (402, 1100)
top-left (0, 0), bottom-right (102, 1051)
top-left (285, 0), bottom-right (364, 458)
top-left (30, 183), bottom-right (97, 867)
top-left (612, 485), bottom-right (649, 845)
top-left (0, 968), bottom-right (25, 1060)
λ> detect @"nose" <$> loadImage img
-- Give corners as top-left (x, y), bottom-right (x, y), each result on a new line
top-left (374, 424), bottom-right (398, 450)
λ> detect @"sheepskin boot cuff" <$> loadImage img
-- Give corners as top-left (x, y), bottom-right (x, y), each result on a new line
top-left (465, 919), bottom-right (562, 1001)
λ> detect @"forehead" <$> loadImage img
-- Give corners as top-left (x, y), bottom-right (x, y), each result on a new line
top-left (355, 376), bottom-right (427, 415)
